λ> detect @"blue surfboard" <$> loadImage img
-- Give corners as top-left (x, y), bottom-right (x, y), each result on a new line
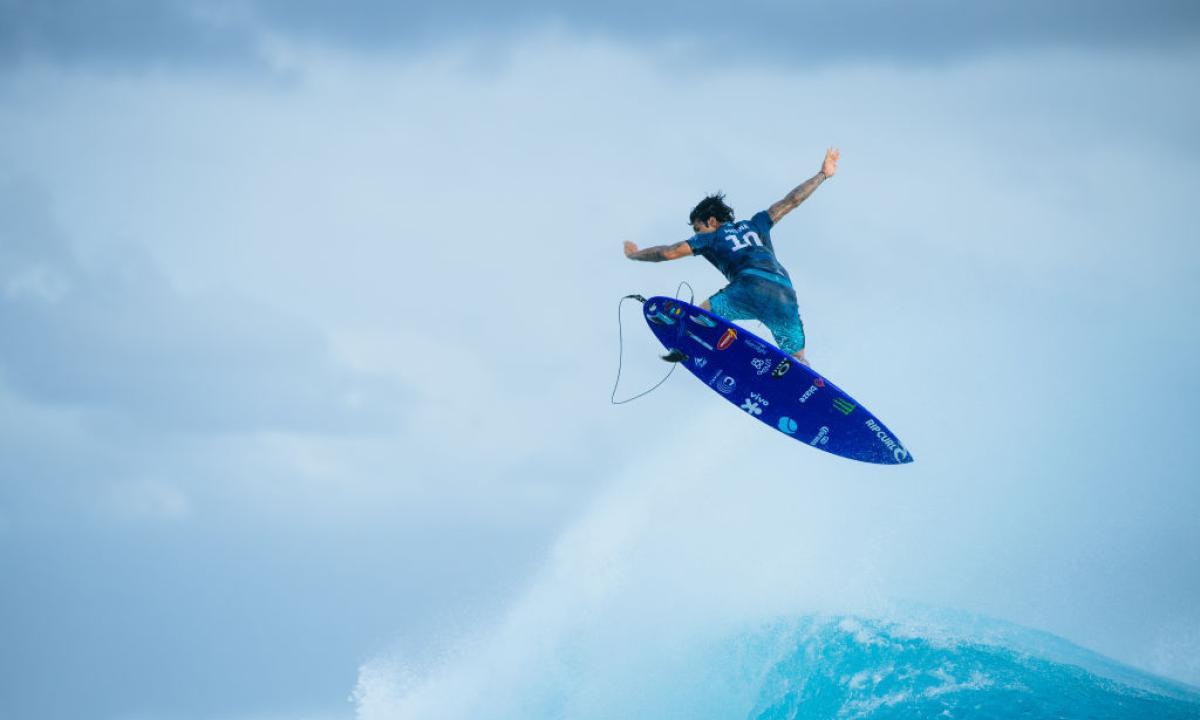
top-left (642, 296), bottom-right (913, 465)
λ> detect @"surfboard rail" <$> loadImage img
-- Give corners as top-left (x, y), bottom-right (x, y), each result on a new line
top-left (642, 295), bottom-right (913, 465)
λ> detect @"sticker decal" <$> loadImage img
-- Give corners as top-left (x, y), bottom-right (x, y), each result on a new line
top-left (686, 331), bottom-right (714, 351)
top-left (744, 338), bottom-right (770, 355)
top-left (717, 328), bottom-right (737, 351)
top-left (772, 358), bottom-right (792, 379)
top-left (799, 384), bottom-right (820, 403)
top-left (810, 426), bottom-right (830, 446)
top-left (740, 391), bottom-right (770, 415)
top-left (832, 397), bottom-right (856, 415)
top-left (866, 418), bottom-right (909, 463)
top-left (778, 416), bottom-right (798, 434)
top-left (689, 314), bottom-right (717, 328)
top-left (750, 357), bottom-right (773, 376)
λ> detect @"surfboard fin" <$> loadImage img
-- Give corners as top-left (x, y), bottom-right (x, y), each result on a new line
top-left (660, 349), bottom-right (689, 363)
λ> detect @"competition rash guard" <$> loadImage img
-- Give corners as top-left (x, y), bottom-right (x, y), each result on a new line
top-left (686, 210), bottom-right (789, 284)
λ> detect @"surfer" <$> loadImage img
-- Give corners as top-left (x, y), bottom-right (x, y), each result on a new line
top-left (624, 148), bottom-right (839, 367)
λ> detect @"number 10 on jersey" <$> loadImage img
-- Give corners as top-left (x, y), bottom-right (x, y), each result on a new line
top-left (727, 230), bottom-right (762, 252)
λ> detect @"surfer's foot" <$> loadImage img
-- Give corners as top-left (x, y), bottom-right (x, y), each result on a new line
top-left (792, 350), bottom-right (810, 367)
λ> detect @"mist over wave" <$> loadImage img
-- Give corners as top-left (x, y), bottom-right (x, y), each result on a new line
top-left (353, 421), bottom-right (1200, 719)
top-left (355, 607), bottom-right (1200, 719)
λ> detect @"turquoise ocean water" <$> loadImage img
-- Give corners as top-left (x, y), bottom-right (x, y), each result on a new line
top-left (744, 614), bottom-right (1200, 719)
top-left (356, 609), bottom-right (1200, 719)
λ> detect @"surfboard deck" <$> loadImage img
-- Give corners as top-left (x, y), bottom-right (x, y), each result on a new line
top-left (642, 295), bottom-right (913, 465)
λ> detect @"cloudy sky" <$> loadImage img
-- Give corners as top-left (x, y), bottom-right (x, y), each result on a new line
top-left (2, 2), bottom-right (1199, 719)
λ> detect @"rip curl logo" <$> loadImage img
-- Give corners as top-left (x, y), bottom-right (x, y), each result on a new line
top-left (750, 357), bottom-right (773, 376)
top-left (689, 314), bottom-right (717, 328)
top-left (866, 418), bottom-right (909, 462)
top-left (772, 358), bottom-right (792, 379)
top-left (717, 328), bottom-right (737, 351)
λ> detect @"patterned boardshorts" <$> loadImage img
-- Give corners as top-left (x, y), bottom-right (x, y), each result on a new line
top-left (708, 270), bottom-right (806, 354)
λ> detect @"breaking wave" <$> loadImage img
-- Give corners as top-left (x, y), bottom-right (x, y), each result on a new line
top-left (352, 435), bottom-right (1200, 720)
top-left (746, 614), bottom-right (1200, 719)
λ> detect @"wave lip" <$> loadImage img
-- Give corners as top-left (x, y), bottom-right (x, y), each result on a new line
top-left (750, 615), bottom-right (1200, 720)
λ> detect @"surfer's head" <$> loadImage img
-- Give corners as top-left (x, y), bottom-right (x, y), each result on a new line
top-left (689, 193), bottom-right (734, 233)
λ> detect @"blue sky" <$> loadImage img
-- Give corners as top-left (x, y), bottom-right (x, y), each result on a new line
top-left (2, 2), bottom-right (1199, 719)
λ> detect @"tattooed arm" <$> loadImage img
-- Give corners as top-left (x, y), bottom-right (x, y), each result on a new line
top-left (623, 240), bottom-right (693, 262)
top-left (768, 147), bottom-right (840, 225)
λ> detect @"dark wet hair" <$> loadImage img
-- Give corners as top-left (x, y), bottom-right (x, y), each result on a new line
top-left (689, 193), bottom-right (734, 226)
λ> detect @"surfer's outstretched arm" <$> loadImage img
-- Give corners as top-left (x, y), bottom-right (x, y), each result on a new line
top-left (623, 240), bottom-right (693, 262)
top-left (768, 147), bottom-right (840, 224)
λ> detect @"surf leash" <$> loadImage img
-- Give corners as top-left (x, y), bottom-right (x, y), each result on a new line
top-left (610, 281), bottom-right (695, 405)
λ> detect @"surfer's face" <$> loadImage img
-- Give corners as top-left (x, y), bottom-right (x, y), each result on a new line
top-left (691, 217), bottom-right (720, 234)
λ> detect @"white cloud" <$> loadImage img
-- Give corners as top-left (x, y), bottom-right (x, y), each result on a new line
top-left (0, 176), bottom-right (407, 434)
top-left (0, 29), bottom-right (1198, 719)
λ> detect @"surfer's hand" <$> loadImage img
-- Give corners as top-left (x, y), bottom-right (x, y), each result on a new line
top-left (822, 147), bottom-right (839, 178)
top-left (623, 241), bottom-right (639, 258)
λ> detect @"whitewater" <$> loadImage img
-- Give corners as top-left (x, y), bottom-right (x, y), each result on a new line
top-left (353, 413), bottom-right (1200, 720)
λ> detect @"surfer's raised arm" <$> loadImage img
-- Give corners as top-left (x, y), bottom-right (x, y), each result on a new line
top-left (767, 147), bottom-right (840, 225)
top-left (623, 240), bottom-right (693, 262)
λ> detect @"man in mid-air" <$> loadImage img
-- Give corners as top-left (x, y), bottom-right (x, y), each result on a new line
top-left (624, 148), bottom-right (840, 367)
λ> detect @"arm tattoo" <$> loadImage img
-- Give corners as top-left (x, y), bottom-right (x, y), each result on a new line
top-left (769, 171), bottom-right (826, 223)
top-left (630, 241), bottom-right (686, 262)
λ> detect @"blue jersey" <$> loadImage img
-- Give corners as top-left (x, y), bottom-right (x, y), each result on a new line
top-left (687, 210), bottom-right (789, 283)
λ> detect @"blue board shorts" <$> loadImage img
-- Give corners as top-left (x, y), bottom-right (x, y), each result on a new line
top-left (708, 269), bottom-right (806, 354)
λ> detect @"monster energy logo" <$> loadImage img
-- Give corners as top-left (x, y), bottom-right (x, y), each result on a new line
top-left (832, 397), bottom-right (856, 415)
